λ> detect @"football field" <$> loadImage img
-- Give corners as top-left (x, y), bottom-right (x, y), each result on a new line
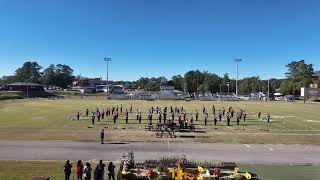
top-left (0, 97), bottom-right (319, 144)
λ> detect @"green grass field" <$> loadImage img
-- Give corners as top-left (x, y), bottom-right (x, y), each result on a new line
top-left (0, 97), bottom-right (320, 144)
top-left (0, 161), bottom-right (319, 180)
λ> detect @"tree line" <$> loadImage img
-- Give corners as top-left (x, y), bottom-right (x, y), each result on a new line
top-left (1, 60), bottom-right (319, 95)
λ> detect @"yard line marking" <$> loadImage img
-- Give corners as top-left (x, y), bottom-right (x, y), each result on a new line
top-left (271, 122), bottom-right (289, 130)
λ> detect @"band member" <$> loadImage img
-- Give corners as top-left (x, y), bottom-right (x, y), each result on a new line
top-left (113, 112), bottom-right (116, 124)
top-left (139, 112), bottom-right (142, 123)
top-left (204, 112), bottom-right (208, 125)
top-left (195, 110), bottom-right (199, 121)
top-left (236, 113), bottom-right (240, 125)
top-left (91, 113), bottom-right (95, 125)
top-left (202, 106), bottom-right (206, 114)
top-left (212, 105), bottom-right (216, 115)
top-left (190, 116), bottom-right (194, 124)
top-left (227, 113), bottom-right (231, 126)
top-left (267, 113), bottom-right (270, 123)
top-left (243, 111), bottom-right (247, 122)
top-left (130, 105), bottom-right (133, 113)
top-left (136, 110), bottom-right (139, 120)
top-left (120, 104), bottom-right (123, 114)
top-left (183, 112), bottom-right (187, 121)
top-left (85, 109), bottom-right (89, 117)
top-left (231, 108), bottom-right (234, 118)
top-left (77, 112), bottom-right (80, 120)
top-left (125, 110), bottom-right (129, 124)
top-left (101, 109), bottom-right (105, 119)
top-left (158, 112), bottom-right (162, 123)
top-left (97, 111), bottom-right (101, 122)
top-left (258, 112), bottom-right (261, 119)
top-left (222, 107), bottom-right (225, 116)
top-left (218, 110), bottom-right (222, 121)
top-left (214, 115), bottom-right (217, 126)
top-left (163, 112), bottom-right (167, 123)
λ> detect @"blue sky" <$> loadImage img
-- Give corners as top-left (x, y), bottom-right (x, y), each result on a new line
top-left (0, 0), bottom-right (319, 81)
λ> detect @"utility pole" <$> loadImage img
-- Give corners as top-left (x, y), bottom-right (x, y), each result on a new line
top-left (267, 79), bottom-right (270, 101)
top-left (104, 57), bottom-right (112, 97)
top-left (234, 58), bottom-right (242, 96)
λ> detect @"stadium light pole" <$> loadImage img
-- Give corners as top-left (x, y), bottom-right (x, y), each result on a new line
top-left (104, 57), bottom-right (112, 97)
top-left (234, 58), bottom-right (242, 96)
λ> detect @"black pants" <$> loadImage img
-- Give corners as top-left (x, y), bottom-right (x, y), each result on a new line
top-left (108, 173), bottom-right (115, 180)
top-left (65, 173), bottom-right (71, 180)
top-left (77, 173), bottom-right (83, 180)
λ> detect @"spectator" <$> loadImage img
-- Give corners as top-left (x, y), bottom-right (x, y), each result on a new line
top-left (108, 162), bottom-right (115, 180)
top-left (76, 160), bottom-right (84, 180)
top-left (84, 162), bottom-right (92, 180)
top-left (64, 160), bottom-right (72, 180)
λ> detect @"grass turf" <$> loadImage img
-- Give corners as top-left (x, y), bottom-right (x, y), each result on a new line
top-left (0, 98), bottom-right (320, 144)
top-left (0, 160), bottom-right (319, 180)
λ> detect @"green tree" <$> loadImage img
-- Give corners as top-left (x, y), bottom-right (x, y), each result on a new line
top-left (15, 61), bottom-right (42, 83)
top-left (280, 60), bottom-right (315, 95)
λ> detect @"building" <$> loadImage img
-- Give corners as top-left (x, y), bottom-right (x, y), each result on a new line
top-left (160, 86), bottom-right (175, 99)
top-left (4, 82), bottom-right (44, 92)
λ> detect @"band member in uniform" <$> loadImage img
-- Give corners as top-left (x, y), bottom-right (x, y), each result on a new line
top-left (85, 109), bottom-right (89, 117)
top-left (195, 110), bottom-right (199, 121)
top-left (204, 112), bottom-right (208, 125)
top-left (214, 115), bottom-right (218, 126)
top-left (212, 105), bottom-right (216, 115)
top-left (97, 111), bottom-right (101, 122)
top-left (218, 110), bottom-right (222, 121)
top-left (243, 111), bottom-right (247, 122)
top-left (101, 109), bottom-right (105, 120)
top-left (125, 110), bottom-right (129, 124)
top-left (158, 112), bottom-right (162, 123)
top-left (163, 111), bottom-right (167, 124)
top-left (267, 113), bottom-right (270, 123)
top-left (183, 112), bottom-right (187, 121)
top-left (113, 112), bottom-right (116, 124)
top-left (227, 113), bottom-right (231, 126)
top-left (91, 112), bottom-right (95, 125)
top-left (202, 106), bottom-right (206, 114)
top-left (258, 112), bottom-right (261, 119)
top-left (136, 110), bottom-right (139, 120)
top-left (130, 105), bottom-right (132, 113)
top-left (138, 111), bottom-right (142, 124)
top-left (222, 107), bottom-right (225, 116)
top-left (236, 113), bottom-right (240, 125)
top-left (77, 112), bottom-right (80, 120)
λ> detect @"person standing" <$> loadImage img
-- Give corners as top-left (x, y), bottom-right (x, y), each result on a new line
top-left (77, 112), bottom-right (80, 120)
top-left (113, 112), bottom-right (116, 124)
top-left (195, 110), bottom-right (199, 121)
top-left (125, 110), bottom-right (129, 124)
top-left (236, 113), bottom-right (240, 125)
top-left (84, 162), bottom-right (92, 180)
top-left (85, 109), bottom-right (89, 117)
top-left (91, 113), bottom-right (95, 125)
top-left (204, 112), bottom-right (208, 126)
top-left (258, 112), bottom-right (261, 119)
top-left (267, 113), bottom-right (270, 123)
top-left (100, 129), bottom-right (105, 144)
top-left (97, 111), bottom-right (101, 122)
top-left (76, 160), bottom-right (84, 180)
top-left (64, 160), bottom-right (72, 180)
top-left (107, 162), bottom-right (115, 180)
top-left (94, 160), bottom-right (105, 180)
top-left (227, 113), bottom-right (231, 126)
top-left (130, 105), bottom-right (132, 113)
top-left (212, 105), bottom-right (216, 115)
top-left (120, 104), bottom-right (123, 114)
top-left (101, 109), bottom-right (105, 120)
top-left (214, 115), bottom-right (217, 126)
top-left (163, 111), bottom-right (167, 123)
top-left (243, 111), bottom-right (247, 122)
top-left (218, 110), bottom-right (222, 121)
top-left (222, 107), bottom-right (225, 116)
